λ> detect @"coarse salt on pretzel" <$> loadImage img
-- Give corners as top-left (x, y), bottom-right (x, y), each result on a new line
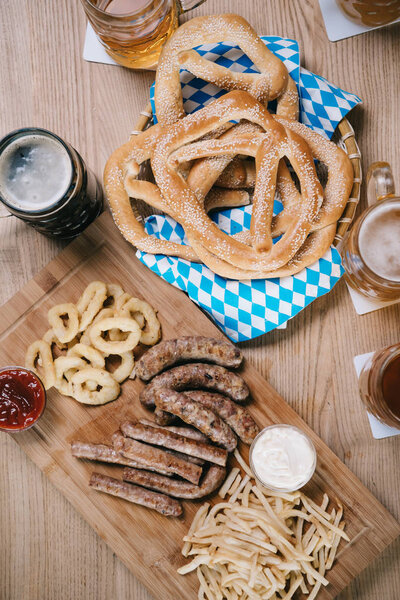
top-left (25, 339), bottom-right (56, 390)
top-left (89, 316), bottom-right (141, 355)
top-left (154, 14), bottom-right (295, 126)
top-left (47, 303), bottom-right (79, 344)
top-left (151, 91), bottom-right (322, 270)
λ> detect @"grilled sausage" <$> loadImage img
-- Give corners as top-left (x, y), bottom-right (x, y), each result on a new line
top-left (89, 472), bottom-right (182, 517)
top-left (123, 464), bottom-right (226, 500)
top-left (140, 363), bottom-right (249, 409)
top-left (121, 420), bottom-right (227, 466)
top-left (182, 391), bottom-right (259, 445)
top-left (71, 440), bottom-right (174, 477)
top-left (112, 431), bottom-right (202, 484)
top-left (139, 418), bottom-right (209, 442)
top-left (153, 389), bottom-right (237, 451)
top-left (136, 336), bottom-right (242, 381)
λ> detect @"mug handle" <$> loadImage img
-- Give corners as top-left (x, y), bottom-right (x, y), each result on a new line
top-left (177, 0), bottom-right (207, 13)
top-left (366, 161), bottom-right (396, 206)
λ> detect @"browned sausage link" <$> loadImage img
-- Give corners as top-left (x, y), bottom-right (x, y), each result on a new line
top-left (71, 440), bottom-right (174, 477)
top-left (89, 472), bottom-right (182, 517)
top-left (136, 336), bottom-right (243, 381)
top-left (139, 418), bottom-right (209, 442)
top-left (153, 389), bottom-right (237, 451)
top-left (154, 407), bottom-right (175, 426)
top-left (164, 448), bottom-right (205, 466)
top-left (121, 421), bottom-right (228, 467)
top-left (112, 431), bottom-right (202, 484)
top-left (140, 363), bottom-right (249, 409)
top-left (123, 464), bottom-right (226, 499)
top-left (183, 391), bottom-right (260, 445)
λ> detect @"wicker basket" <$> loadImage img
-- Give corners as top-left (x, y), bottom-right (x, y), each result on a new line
top-left (129, 103), bottom-right (362, 247)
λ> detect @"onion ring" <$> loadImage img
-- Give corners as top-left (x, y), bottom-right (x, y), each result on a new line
top-left (119, 298), bottom-right (161, 346)
top-left (105, 283), bottom-right (124, 309)
top-left (77, 281), bottom-right (107, 332)
top-left (89, 317), bottom-right (141, 355)
top-left (48, 303), bottom-right (79, 344)
top-left (108, 351), bottom-right (135, 383)
top-left (54, 356), bottom-right (87, 396)
top-left (25, 339), bottom-right (55, 390)
top-left (71, 367), bottom-right (120, 405)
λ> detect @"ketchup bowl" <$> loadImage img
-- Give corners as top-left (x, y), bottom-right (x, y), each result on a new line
top-left (0, 366), bottom-right (46, 432)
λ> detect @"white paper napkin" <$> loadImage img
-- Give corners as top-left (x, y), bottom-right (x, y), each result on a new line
top-left (83, 24), bottom-right (118, 65)
top-left (353, 351), bottom-right (400, 439)
top-left (319, 0), bottom-right (400, 42)
top-left (346, 282), bottom-right (400, 315)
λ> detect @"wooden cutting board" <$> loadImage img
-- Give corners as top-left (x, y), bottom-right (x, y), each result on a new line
top-left (0, 211), bottom-right (399, 600)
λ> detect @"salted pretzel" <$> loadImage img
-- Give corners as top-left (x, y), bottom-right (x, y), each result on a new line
top-left (150, 91), bottom-right (323, 271)
top-left (154, 14), bottom-right (298, 125)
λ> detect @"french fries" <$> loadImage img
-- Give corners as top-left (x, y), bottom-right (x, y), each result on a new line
top-left (179, 452), bottom-right (349, 599)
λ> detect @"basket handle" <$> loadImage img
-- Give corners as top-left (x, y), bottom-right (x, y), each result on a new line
top-left (366, 162), bottom-right (396, 206)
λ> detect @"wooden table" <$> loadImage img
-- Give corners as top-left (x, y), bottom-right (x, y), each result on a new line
top-left (0, 2), bottom-right (399, 599)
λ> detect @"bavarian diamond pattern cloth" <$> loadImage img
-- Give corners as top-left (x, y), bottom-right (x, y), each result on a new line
top-left (136, 37), bottom-right (362, 342)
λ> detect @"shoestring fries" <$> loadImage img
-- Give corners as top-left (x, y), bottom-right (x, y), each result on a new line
top-left (178, 452), bottom-right (349, 600)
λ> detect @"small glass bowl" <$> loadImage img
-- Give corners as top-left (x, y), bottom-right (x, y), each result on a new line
top-left (0, 366), bottom-right (47, 433)
top-left (249, 424), bottom-right (317, 493)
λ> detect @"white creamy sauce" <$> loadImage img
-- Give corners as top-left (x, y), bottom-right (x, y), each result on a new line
top-left (251, 426), bottom-right (315, 491)
top-left (0, 134), bottom-right (72, 211)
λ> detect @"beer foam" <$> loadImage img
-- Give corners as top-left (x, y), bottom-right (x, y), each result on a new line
top-left (359, 201), bottom-right (400, 282)
top-left (0, 134), bottom-right (72, 212)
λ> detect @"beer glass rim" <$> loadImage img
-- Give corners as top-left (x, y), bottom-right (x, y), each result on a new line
top-left (82, 0), bottom-right (158, 18)
top-left (0, 127), bottom-right (75, 216)
top-left (353, 196), bottom-right (400, 288)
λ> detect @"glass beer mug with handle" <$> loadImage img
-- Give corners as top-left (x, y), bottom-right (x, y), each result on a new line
top-left (340, 162), bottom-right (400, 301)
top-left (81, 0), bottom-right (207, 70)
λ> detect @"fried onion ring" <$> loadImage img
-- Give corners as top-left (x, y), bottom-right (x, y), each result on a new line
top-left (67, 343), bottom-right (105, 369)
top-left (105, 283), bottom-right (124, 309)
top-left (54, 356), bottom-right (87, 396)
top-left (71, 367), bottom-right (120, 405)
top-left (47, 303), bottom-right (79, 344)
top-left (108, 351), bottom-right (135, 383)
top-left (77, 281), bottom-right (107, 332)
top-left (89, 317), bottom-right (141, 355)
top-left (119, 298), bottom-right (161, 346)
top-left (25, 339), bottom-right (55, 390)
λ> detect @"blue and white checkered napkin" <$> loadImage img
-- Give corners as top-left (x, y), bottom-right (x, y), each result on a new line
top-left (136, 37), bottom-right (362, 342)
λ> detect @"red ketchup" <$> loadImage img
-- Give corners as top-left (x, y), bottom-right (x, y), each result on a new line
top-left (0, 367), bottom-right (46, 431)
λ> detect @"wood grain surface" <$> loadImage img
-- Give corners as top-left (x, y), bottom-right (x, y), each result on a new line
top-left (0, 1), bottom-right (399, 599)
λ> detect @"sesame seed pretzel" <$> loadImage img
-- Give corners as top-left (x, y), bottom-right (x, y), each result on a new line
top-left (154, 14), bottom-right (298, 126)
top-left (150, 91), bottom-right (323, 272)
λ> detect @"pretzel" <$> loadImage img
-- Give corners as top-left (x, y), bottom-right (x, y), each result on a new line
top-left (154, 14), bottom-right (297, 126)
top-left (151, 91), bottom-right (323, 271)
top-left (186, 223), bottom-right (337, 280)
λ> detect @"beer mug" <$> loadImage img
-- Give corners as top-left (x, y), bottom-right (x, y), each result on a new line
top-left (358, 342), bottom-right (400, 429)
top-left (339, 162), bottom-right (400, 301)
top-left (80, 0), bottom-right (207, 70)
top-left (336, 0), bottom-right (400, 27)
top-left (0, 128), bottom-right (103, 239)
